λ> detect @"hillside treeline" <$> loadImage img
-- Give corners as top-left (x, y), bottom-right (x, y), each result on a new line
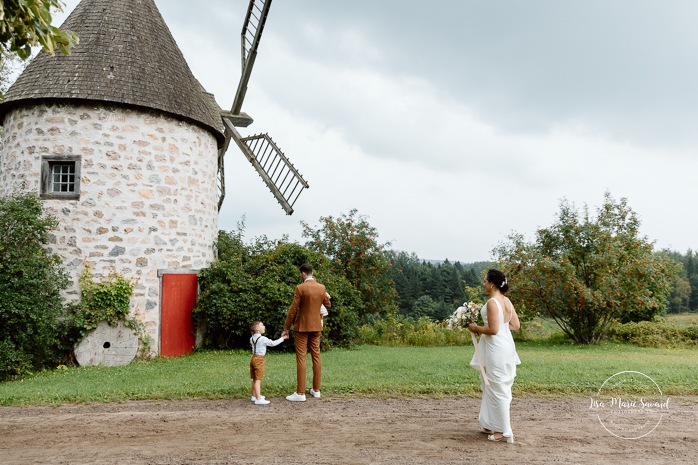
top-left (386, 251), bottom-right (492, 321)
top-left (665, 250), bottom-right (698, 313)
top-left (385, 250), bottom-right (698, 321)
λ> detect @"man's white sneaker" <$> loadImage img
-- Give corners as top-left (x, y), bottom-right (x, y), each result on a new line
top-left (254, 399), bottom-right (270, 405)
top-left (285, 392), bottom-right (307, 402)
top-left (309, 389), bottom-right (321, 398)
top-left (251, 396), bottom-right (265, 402)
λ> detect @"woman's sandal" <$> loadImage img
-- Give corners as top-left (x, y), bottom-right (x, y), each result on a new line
top-left (487, 433), bottom-right (515, 443)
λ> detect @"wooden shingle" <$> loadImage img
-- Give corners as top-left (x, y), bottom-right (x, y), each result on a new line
top-left (0, 0), bottom-right (225, 146)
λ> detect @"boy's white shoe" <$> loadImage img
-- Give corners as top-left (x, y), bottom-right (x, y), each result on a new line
top-left (254, 399), bottom-right (270, 405)
top-left (285, 392), bottom-right (307, 402)
top-left (309, 389), bottom-right (321, 398)
top-left (251, 395), bottom-right (265, 402)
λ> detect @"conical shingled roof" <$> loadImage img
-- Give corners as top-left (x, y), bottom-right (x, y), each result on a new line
top-left (0, 0), bottom-right (225, 146)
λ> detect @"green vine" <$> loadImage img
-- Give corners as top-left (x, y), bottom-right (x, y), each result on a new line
top-left (73, 262), bottom-right (150, 354)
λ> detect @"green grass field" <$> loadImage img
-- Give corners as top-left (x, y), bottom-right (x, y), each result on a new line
top-left (664, 312), bottom-right (698, 326)
top-left (1, 341), bottom-right (696, 406)
top-left (519, 313), bottom-right (698, 340)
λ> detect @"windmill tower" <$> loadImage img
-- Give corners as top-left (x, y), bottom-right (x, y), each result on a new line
top-left (0, 0), bottom-right (307, 358)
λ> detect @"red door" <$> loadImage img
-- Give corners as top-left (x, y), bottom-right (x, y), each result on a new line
top-left (161, 273), bottom-right (197, 357)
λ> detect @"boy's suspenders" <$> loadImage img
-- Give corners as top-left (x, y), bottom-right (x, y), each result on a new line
top-left (252, 335), bottom-right (261, 354)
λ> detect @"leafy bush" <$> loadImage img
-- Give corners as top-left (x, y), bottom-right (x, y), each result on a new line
top-left (359, 315), bottom-right (472, 347)
top-left (71, 263), bottom-right (134, 331)
top-left (195, 231), bottom-right (361, 350)
top-left (607, 321), bottom-right (698, 347)
top-left (0, 192), bottom-right (73, 380)
top-left (66, 263), bottom-right (149, 353)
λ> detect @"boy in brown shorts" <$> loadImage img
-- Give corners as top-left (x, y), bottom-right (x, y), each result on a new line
top-left (250, 321), bottom-right (287, 405)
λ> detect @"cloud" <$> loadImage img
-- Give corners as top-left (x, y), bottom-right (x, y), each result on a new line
top-left (45, 0), bottom-right (698, 261)
top-left (261, 0), bottom-right (698, 148)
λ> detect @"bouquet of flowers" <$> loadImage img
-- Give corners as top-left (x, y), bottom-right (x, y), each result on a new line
top-left (448, 301), bottom-right (480, 329)
top-left (450, 301), bottom-right (490, 385)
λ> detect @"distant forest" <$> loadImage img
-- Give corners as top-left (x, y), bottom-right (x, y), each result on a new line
top-left (664, 249), bottom-right (698, 314)
top-left (387, 249), bottom-right (698, 321)
top-left (385, 251), bottom-right (493, 321)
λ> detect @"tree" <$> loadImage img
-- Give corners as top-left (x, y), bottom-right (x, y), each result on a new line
top-left (495, 193), bottom-right (677, 344)
top-left (0, 0), bottom-right (79, 60)
top-left (302, 209), bottom-right (398, 322)
top-left (667, 275), bottom-right (691, 313)
top-left (409, 295), bottom-right (452, 321)
top-left (411, 295), bottom-right (436, 319)
top-left (1, 48), bottom-right (21, 96)
top-left (386, 251), bottom-right (485, 320)
top-left (0, 191), bottom-right (72, 380)
top-left (661, 249), bottom-right (693, 314)
top-left (385, 250), bottom-right (422, 315)
top-left (195, 230), bottom-right (361, 349)
top-left (684, 250), bottom-right (698, 311)
top-left (690, 274), bottom-right (698, 312)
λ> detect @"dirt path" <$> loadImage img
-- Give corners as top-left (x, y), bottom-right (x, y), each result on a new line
top-left (1, 396), bottom-right (696, 464)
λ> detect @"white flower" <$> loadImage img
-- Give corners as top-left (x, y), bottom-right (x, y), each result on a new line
top-left (448, 301), bottom-right (480, 329)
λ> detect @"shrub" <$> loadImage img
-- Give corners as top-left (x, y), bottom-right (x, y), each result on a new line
top-left (359, 315), bottom-right (472, 347)
top-left (195, 232), bottom-right (361, 350)
top-left (607, 321), bottom-right (698, 347)
top-left (0, 192), bottom-right (72, 380)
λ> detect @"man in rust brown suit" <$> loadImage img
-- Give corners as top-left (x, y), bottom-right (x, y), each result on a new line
top-left (282, 263), bottom-right (331, 402)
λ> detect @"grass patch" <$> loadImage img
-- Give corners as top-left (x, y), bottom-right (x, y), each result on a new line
top-left (518, 313), bottom-right (698, 346)
top-left (1, 343), bottom-right (696, 406)
top-left (664, 312), bottom-right (698, 326)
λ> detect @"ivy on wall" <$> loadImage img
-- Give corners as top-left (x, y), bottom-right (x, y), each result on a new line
top-left (71, 262), bottom-right (150, 353)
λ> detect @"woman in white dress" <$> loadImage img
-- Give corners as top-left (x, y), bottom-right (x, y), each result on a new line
top-left (468, 269), bottom-right (521, 443)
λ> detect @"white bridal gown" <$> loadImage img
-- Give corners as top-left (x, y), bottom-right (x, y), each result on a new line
top-left (469, 298), bottom-right (521, 438)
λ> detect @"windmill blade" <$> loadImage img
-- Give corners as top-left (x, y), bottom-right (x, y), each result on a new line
top-left (217, 0), bottom-right (310, 215)
top-left (231, 0), bottom-right (273, 115)
top-left (223, 119), bottom-right (309, 215)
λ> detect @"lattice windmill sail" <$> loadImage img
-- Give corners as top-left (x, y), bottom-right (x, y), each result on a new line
top-left (218, 0), bottom-right (309, 215)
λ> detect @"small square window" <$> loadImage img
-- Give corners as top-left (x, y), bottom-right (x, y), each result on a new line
top-left (41, 156), bottom-right (81, 199)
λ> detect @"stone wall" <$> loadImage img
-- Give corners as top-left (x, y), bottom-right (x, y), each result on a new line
top-left (0, 103), bottom-right (220, 355)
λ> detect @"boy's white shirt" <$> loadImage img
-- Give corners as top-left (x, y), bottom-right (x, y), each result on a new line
top-left (250, 335), bottom-right (284, 356)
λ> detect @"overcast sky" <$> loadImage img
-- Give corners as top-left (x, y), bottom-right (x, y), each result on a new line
top-left (49, 0), bottom-right (698, 262)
